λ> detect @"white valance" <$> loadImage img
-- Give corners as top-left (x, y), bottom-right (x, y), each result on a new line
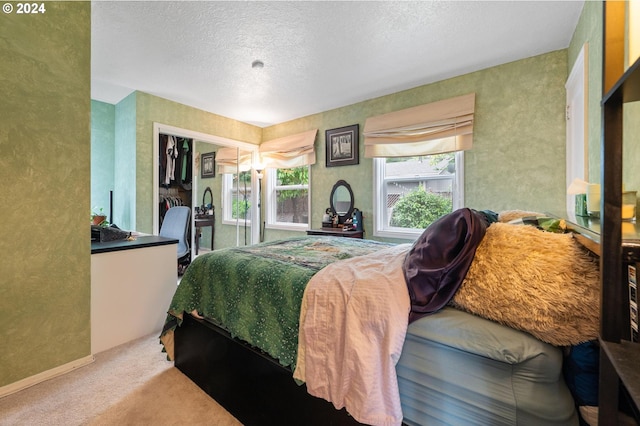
top-left (216, 147), bottom-right (252, 174)
top-left (259, 129), bottom-right (318, 168)
top-left (363, 93), bottom-right (475, 158)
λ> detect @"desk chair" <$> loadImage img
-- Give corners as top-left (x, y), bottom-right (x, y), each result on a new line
top-left (159, 206), bottom-right (191, 274)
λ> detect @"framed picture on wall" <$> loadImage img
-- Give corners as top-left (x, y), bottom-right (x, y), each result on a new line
top-left (201, 152), bottom-right (216, 178)
top-left (326, 124), bottom-right (359, 167)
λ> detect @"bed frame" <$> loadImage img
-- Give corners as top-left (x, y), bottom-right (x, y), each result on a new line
top-left (174, 313), bottom-right (363, 425)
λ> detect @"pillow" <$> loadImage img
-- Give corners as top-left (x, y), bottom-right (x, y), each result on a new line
top-left (404, 208), bottom-right (490, 322)
top-left (450, 222), bottom-right (600, 346)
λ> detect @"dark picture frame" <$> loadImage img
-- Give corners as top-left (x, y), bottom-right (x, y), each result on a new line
top-left (325, 124), bottom-right (359, 167)
top-left (201, 151), bottom-right (216, 178)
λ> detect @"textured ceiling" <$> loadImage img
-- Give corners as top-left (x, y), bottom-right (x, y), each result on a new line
top-left (91, 1), bottom-right (584, 127)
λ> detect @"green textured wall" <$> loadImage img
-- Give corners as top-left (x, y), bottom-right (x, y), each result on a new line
top-left (568, 0), bottom-right (603, 185)
top-left (91, 100), bottom-right (115, 215)
top-left (0, 2), bottom-right (91, 387)
top-left (263, 50), bottom-right (569, 243)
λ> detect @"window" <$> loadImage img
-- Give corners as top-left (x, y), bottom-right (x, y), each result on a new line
top-left (222, 170), bottom-right (252, 225)
top-left (364, 94), bottom-right (474, 239)
top-left (373, 152), bottom-right (463, 239)
top-left (265, 166), bottom-right (310, 230)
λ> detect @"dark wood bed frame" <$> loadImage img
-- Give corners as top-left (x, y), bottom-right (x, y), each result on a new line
top-left (174, 313), bottom-right (363, 426)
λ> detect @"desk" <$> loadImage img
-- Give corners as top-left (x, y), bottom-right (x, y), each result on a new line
top-left (91, 236), bottom-right (177, 354)
top-left (306, 227), bottom-right (363, 239)
top-left (195, 214), bottom-right (215, 255)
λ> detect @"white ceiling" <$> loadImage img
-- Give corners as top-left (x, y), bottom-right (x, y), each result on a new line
top-left (91, 1), bottom-right (584, 128)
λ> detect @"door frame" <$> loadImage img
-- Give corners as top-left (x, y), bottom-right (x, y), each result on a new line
top-left (153, 122), bottom-right (260, 253)
top-left (565, 43), bottom-right (588, 215)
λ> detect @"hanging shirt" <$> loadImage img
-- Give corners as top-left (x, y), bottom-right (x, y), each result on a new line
top-left (165, 136), bottom-right (178, 185)
top-left (181, 140), bottom-right (190, 182)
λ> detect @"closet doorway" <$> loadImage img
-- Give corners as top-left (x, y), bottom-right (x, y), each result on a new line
top-left (153, 123), bottom-right (260, 257)
top-left (158, 133), bottom-right (193, 236)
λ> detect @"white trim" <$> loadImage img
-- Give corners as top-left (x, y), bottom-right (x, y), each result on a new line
top-left (453, 151), bottom-right (465, 208)
top-left (221, 173), bottom-right (253, 227)
top-left (565, 43), bottom-right (588, 215)
top-left (0, 354), bottom-right (94, 398)
top-left (373, 152), bottom-right (463, 239)
top-left (264, 166), bottom-right (311, 230)
top-left (372, 158), bottom-right (386, 237)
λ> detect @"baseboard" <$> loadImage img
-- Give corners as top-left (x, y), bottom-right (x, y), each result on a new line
top-left (0, 354), bottom-right (95, 398)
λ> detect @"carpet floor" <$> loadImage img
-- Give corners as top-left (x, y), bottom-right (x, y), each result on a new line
top-left (0, 332), bottom-right (242, 425)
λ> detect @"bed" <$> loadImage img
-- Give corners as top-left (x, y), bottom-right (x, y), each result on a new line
top-left (161, 209), bottom-right (600, 426)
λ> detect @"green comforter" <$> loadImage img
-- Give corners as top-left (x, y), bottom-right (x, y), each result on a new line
top-left (164, 236), bottom-right (393, 368)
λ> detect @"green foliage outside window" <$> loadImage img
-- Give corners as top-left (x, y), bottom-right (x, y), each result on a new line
top-left (276, 167), bottom-right (309, 223)
top-left (390, 187), bottom-right (452, 229)
top-left (232, 198), bottom-right (250, 219)
top-left (276, 167), bottom-right (309, 201)
top-left (232, 170), bottom-right (251, 219)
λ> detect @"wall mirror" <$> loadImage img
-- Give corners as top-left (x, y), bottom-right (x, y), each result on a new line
top-left (330, 180), bottom-right (354, 223)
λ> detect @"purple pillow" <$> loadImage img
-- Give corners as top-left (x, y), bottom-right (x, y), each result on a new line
top-left (404, 208), bottom-right (489, 323)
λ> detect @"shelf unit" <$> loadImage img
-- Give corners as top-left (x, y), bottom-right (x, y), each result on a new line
top-left (599, 2), bottom-right (640, 422)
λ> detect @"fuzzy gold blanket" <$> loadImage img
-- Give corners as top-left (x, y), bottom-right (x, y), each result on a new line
top-left (451, 222), bottom-right (600, 346)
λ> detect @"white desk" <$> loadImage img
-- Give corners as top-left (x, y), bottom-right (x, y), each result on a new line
top-left (91, 236), bottom-right (177, 354)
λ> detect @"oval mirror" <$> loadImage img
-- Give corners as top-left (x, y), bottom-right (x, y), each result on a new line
top-left (330, 180), bottom-right (354, 222)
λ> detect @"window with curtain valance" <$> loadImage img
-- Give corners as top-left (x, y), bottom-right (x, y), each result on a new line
top-left (215, 147), bottom-right (254, 227)
top-left (259, 129), bottom-right (318, 168)
top-left (367, 94), bottom-right (473, 239)
top-left (259, 129), bottom-right (317, 230)
top-left (363, 93), bottom-right (475, 158)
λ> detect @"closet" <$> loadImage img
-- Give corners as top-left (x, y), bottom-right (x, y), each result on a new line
top-left (159, 133), bottom-right (193, 235)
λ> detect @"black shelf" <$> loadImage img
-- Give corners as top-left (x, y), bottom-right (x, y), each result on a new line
top-left (603, 52), bottom-right (640, 105)
top-left (91, 235), bottom-right (178, 254)
top-left (600, 3), bottom-right (640, 422)
top-left (600, 340), bottom-right (640, 405)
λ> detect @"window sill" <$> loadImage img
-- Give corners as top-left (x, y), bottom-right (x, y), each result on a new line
top-left (265, 223), bottom-right (308, 232)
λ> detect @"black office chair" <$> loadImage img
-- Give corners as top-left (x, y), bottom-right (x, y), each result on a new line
top-left (159, 206), bottom-right (191, 274)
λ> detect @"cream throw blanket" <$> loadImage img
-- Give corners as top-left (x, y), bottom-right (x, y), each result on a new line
top-left (294, 244), bottom-right (411, 426)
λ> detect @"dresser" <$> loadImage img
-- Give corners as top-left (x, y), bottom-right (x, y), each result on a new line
top-left (306, 227), bottom-right (363, 239)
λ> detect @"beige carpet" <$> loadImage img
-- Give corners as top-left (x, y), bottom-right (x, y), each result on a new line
top-left (0, 332), bottom-right (241, 425)
top-left (88, 368), bottom-right (242, 426)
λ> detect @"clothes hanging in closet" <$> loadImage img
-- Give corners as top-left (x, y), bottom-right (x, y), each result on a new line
top-left (175, 138), bottom-right (192, 190)
top-left (159, 194), bottom-right (186, 228)
top-left (165, 136), bottom-right (179, 185)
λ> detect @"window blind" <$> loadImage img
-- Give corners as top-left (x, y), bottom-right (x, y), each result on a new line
top-left (363, 93), bottom-right (475, 158)
top-left (259, 129), bottom-right (318, 168)
top-left (215, 147), bottom-right (252, 174)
